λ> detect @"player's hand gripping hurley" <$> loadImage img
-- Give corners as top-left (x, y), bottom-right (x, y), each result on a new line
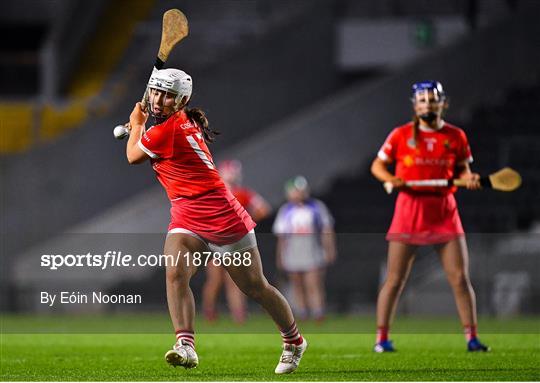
top-left (113, 9), bottom-right (188, 139)
top-left (383, 167), bottom-right (522, 194)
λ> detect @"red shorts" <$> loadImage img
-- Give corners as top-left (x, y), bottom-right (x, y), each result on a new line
top-left (386, 191), bottom-right (464, 245)
top-left (168, 187), bottom-right (256, 246)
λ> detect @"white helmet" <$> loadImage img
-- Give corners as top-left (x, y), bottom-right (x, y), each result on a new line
top-left (145, 68), bottom-right (193, 122)
top-left (147, 68), bottom-right (192, 101)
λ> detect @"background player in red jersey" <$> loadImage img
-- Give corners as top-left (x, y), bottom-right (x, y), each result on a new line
top-left (202, 159), bottom-right (270, 324)
top-left (370, 81), bottom-right (490, 353)
top-left (124, 67), bottom-right (307, 373)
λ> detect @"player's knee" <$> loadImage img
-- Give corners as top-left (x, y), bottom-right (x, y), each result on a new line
top-left (204, 278), bottom-right (220, 290)
top-left (242, 279), bottom-right (270, 301)
top-left (305, 284), bottom-right (319, 296)
top-left (166, 266), bottom-right (191, 285)
top-left (447, 271), bottom-right (469, 290)
top-left (385, 275), bottom-right (408, 291)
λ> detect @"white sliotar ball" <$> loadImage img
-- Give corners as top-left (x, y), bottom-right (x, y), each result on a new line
top-left (113, 125), bottom-right (129, 139)
top-left (383, 181), bottom-right (394, 194)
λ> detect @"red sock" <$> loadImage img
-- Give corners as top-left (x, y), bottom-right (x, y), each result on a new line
top-left (204, 307), bottom-right (217, 322)
top-left (377, 326), bottom-right (389, 343)
top-left (464, 325), bottom-right (477, 341)
top-left (175, 329), bottom-right (195, 349)
top-left (232, 308), bottom-right (247, 324)
top-left (280, 321), bottom-right (303, 346)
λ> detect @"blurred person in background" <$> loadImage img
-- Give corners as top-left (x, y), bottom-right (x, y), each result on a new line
top-left (125, 67), bottom-right (307, 373)
top-left (202, 159), bottom-right (271, 324)
top-left (273, 176), bottom-right (337, 322)
top-left (370, 80), bottom-right (490, 353)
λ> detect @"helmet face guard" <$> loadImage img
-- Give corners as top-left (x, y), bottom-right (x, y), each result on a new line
top-left (144, 88), bottom-right (182, 125)
top-left (411, 81), bottom-right (446, 123)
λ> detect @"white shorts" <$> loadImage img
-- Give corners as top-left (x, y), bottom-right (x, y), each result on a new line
top-left (281, 235), bottom-right (326, 272)
top-left (167, 228), bottom-right (257, 255)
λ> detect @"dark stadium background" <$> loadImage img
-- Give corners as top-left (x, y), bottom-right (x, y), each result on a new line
top-left (1, 0), bottom-right (539, 324)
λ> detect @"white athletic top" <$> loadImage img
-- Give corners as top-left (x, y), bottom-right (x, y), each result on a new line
top-left (272, 199), bottom-right (334, 272)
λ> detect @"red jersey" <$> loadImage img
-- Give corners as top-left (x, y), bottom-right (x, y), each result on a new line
top-left (230, 186), bottom-right (266, 213)
top-left (378, 121), bottom-right (472, 194)
top-left (169, 188), bottom-right (256, 245)
top-left (138, 110), bottom-right (225, 200)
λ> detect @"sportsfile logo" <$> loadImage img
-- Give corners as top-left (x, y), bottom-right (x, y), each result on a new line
top-left (40, 251), bottom-right (182, 270)
top-left (40, 251), bottom-right (252, 270)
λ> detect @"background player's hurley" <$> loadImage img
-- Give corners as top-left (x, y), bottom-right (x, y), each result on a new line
top-left (383, 167), bottom-right (522, 194)
top-left (113, 9), bottom-right (188, 139)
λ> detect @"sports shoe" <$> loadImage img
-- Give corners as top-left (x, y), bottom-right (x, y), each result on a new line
top-left (165, 340), bottom-right (199, 369)
top-left (374, 340), bottom-right (395, 353)
top-left (467, 338), bottom-right (490, 352)
top-left (274, 338), bottom-right (308, 374)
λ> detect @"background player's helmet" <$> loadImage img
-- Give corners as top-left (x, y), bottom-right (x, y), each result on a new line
top-left (285, 175), bottom-right (310, 203)
top-left (145, 68), bottom-right (193, 123)
top-left (218, 159), bottom-right (243, 186)
top-left (411, 80), bottom-right (446, 102)
top-left (285, 176), bottom-right (309, 191)
top-left (285, 175), bottom-right (309, 193)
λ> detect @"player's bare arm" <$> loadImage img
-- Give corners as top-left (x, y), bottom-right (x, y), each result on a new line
top-left (322, 227), bottom-right (337, 265)
top-left (455, 161), bottom-right (481, 190)
top-left (126, 102), bottom-right (150, 164)
top-left (250, 198), bottom-right (271, 221)
top-left (371, 157), bottom-right (404, 188)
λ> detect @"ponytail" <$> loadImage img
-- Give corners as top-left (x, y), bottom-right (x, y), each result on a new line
top-left (411, 114), bottom-right (420, 148)
top-left (185, 107), bottom-right (220, 143)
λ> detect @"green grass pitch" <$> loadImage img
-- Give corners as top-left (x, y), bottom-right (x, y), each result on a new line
top-left (1, 314), bottom-right (539, 381)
